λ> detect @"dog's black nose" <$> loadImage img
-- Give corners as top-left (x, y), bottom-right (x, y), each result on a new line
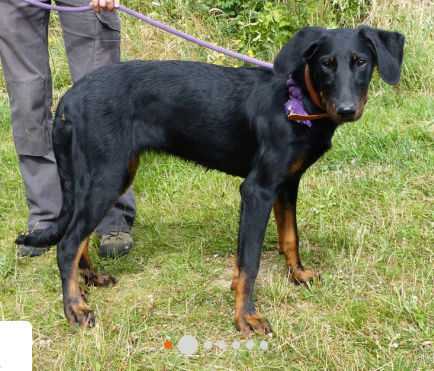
top-left (337, 104), bottom-right (356, 118)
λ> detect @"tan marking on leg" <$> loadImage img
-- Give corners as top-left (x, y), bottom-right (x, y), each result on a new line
top-left (232, 269), bottom-right (248, 335)
top-left (79, 239), bottom-right (93, 271)
top-left (79, 239), bottom-right (117, 287)
top-left (273, 199), bottom-right (298, 266)
top-left (231, 266), bottom-right (271, 337)
top-left (61, 113), bottom-right (66, 122)
top-left (273, 200), bottom-right (321, 284)
top-left (64, 236), bottom-right (94, 327)
top-left (68, 236), bottom-right (90, 297)
top-left (230, 260), bottom-right (239, 291)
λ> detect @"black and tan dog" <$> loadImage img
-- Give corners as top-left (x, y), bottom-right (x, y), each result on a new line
top-left (16, 26), bottom-right (404, 336)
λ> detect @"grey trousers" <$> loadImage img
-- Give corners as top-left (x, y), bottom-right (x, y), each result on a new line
top-left (0, 0), bottom-right (135, 235)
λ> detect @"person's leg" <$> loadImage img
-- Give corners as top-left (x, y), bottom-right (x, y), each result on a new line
top-left (58, 0), bottom-right (136, 256)
top-left (0, 0), bottom-right (62, 256)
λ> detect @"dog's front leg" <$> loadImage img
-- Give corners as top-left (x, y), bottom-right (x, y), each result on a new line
top-left (231, 177), bottom-right (275, 337)
top-left (273, 178), bottom-right (321, 284)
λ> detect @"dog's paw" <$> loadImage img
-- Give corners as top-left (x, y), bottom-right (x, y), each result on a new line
top-left (236, 312), bottom-right (272, 338)
top-left (89, 273), bottom-right (117, 287)
top-left (289, 267), bottom-right (321, 285)
top-left (64, 300), bottom-right (95, 328)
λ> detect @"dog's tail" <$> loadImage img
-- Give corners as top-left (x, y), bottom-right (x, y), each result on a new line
top-left (15, 112), bottom-right (77, 248)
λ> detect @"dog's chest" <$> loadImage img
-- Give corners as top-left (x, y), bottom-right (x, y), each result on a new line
top-left (288, 129), bottom-right (334, 175)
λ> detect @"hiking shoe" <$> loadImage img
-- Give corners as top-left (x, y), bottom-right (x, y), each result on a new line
top-left (17, 244), bottom-right (51, 257)
top-left (99, 232), bottom-right (133, 258)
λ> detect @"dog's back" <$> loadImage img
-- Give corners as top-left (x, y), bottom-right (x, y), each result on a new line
top-left (59, 60), bottom-right (290, 176)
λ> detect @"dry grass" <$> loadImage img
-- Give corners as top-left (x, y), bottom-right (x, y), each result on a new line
top-left (363, 0), bottom-right (434, 93)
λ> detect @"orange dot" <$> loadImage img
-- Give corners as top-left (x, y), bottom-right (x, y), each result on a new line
top-left (164, 340), bottom-right (173, 349)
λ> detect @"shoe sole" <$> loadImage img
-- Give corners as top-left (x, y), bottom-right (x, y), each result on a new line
top-left (99, 243), bottom-right (132, 259)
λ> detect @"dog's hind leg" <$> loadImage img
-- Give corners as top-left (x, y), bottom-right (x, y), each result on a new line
top-left (273, 178), bottom-right (321, 284)
top-left (78, 240), bottom-right (117, 288)
top-left (58, 168), bottom-right (132, 328)
top-left (58, 234), bottom-right (96, 328)
top-left (77, 157), bottom-right (139, 288)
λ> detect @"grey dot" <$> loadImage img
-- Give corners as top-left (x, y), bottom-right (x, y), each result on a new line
top-left (260, 340), bottom-right (268, 350)
top-left (246, 340), bottom-right (254, 350)
top-left (203, 340), bottom-right (212, 350)
top-left (217, 340), bottom-right (227, 350)
top-left (232, 341), bottom-right (240, 349)
top-left (177, 335), bottom-right (198, 355)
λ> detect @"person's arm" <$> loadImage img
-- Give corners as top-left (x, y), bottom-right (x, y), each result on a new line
top-left (91, 0), bottom-right (120, 13)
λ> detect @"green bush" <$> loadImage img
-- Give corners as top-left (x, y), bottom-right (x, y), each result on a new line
top-left (183, 1), bottom-right (371, 61)
top-left (129, 0), bottom-right (429, 92)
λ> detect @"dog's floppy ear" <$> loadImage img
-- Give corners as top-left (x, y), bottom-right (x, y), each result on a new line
top-left (358, 25), bottom-right (405, 85)
top-left (273, 26), bottom-right (326, 75)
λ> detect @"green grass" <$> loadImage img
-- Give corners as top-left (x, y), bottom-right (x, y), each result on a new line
top-left (0, 1), bottom-right (433, 369)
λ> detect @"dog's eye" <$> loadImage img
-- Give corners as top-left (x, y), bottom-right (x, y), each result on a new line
top-left (321, 60), bottom-right (332, 69)
top-left (357, 59), bottom-right (366, 68)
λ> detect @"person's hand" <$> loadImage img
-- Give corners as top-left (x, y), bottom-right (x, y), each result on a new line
top-left (91, 0), bottom-right (120, 13)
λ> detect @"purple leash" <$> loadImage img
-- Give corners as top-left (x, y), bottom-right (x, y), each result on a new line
top-left (118, 5), bottom-right (274, 70)
top-left (20, 0), bottom-right (316, 125)
top-left (20, 0), bottom-right (273, 70)
top-left (19, 0), bottom-right (92, 12)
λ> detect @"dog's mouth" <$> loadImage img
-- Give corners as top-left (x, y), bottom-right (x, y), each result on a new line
top-left (321, 93), bottom-right (368, 124)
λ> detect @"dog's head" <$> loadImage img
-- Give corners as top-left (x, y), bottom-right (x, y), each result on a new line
top-left (274, 26), bottom-right (405, 123)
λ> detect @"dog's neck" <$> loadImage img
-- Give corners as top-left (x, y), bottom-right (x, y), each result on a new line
top-left (288, 64), bottom-right (339, 136)
top-left (291, 64), bottom-right (324, 115)
top-left (285, 64), bottom-right (330, 127)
